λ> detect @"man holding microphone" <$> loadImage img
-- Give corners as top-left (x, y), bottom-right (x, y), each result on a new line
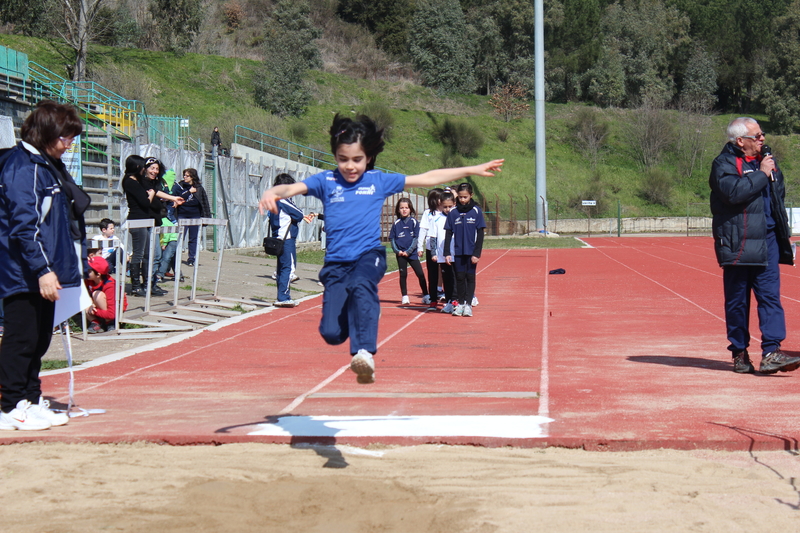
top-left (709, 117), bottom-right (799, 374)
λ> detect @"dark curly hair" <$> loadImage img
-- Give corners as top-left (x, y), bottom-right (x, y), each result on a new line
top-left (329, 113), bottom-right (385, 170)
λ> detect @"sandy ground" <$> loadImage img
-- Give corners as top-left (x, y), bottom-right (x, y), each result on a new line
top-left (4, 248), bottom-right (800, 531)
top-left (1, 443), bottom-right (799, 532)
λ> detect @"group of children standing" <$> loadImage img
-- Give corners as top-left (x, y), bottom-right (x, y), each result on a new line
top-left (389, 184), bottom-right (486, 317)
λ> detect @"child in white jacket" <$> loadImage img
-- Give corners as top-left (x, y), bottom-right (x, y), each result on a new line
top-left (429, 191), bottom-right (456, 313)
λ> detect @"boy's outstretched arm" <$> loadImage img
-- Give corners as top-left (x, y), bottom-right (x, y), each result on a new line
top-left (404, 160), bottom-right (504, 188)
top-left (259, 182), bottom-right (309, 215)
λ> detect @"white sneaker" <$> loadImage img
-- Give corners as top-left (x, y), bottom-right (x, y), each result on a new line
top-left (274, 300), bottom-right (298, 308)
top-left (452, 304), bottom-right (464, 316)
top-left (290, 275), bottom-right (300, 283)
top-left (0, 400), bottom-right (51, 431)
top-left (442, 302), bottom-right (455, 314)
top-left (350, 349), bottom-right (375, 384)
top-left (28, 398), bottom-right (69, 427)
top-left (422, 295), bottom-right (431, 305)
top-left (472, 296), bottom-right (479, 306)
top-left (401, 295), bottom-right (410, 305)
top-left (271, 272), bottom-right (277, 280)
top-left (462, 304), bottom-right (473, 317)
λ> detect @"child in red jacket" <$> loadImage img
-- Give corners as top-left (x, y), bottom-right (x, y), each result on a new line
top-left (85, 256), bottom-right (127, 333)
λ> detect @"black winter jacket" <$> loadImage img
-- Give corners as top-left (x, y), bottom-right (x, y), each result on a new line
top-left (709, 142), bottom-right (793, 267)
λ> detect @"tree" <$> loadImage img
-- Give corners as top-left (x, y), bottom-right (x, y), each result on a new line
top-left (466, 8), bottom-right (505, 94)
top-left (0, 0), bottom-right (53, 37)
top-left (678, 45), bottom-right (717, 114)
top-left (149, 0), bottom-right (203, 54)
top-left (586, 45), bottom-right (626, 107)
top-left (337, 0), bottom-right (415, 58)
top-left (588, 0), bottom-right (690, 107)
top-left (546, 0), bottom-right (602, 101)
top-left (253, 0), bottom-right (320, 117)
top-left (667, 0), bottom-right (793, 110)
top-left (489, 82), bottom-right (530, 122)
top-left (408, 0), bottom-right (475, 94)
top-left (57, 0), bottom-right (105, 81)
top-left (752, 0), bottom-right (800, 133)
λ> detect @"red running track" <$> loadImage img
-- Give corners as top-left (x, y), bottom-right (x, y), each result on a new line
top-left (4, 237), bottom-right (800, 450)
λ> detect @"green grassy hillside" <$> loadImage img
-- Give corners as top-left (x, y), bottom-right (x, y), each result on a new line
top-left (4, 33), bottom-right (800, 219)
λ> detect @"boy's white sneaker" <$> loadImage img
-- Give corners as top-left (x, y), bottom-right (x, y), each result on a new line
top-left (27, 398), bottom-right (69, 427)
top-left (422, 295), bottom-right (431, 305)
top-left (442, 302), bottom-right (455, 314)
top-left (401, 295), bottom-right (410, 305)
top-left (462, 304), bottom-right (473, 317)
top-left (472, 296), bottom-right (479, 306)
top-left (0, 400), bottom-right (52, 431)
top-left (350, 349), bottom-right (375, 384)
top-left (274, 300), bottom-right (298, 308)
top-left (452, 304), bottom-right (464, 316)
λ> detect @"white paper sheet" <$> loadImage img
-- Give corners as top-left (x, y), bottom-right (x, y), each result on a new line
top-left (53, 284), bottom-right (92, 327)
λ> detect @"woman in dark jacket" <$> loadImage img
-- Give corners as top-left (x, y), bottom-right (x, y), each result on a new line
top-left (172, 168), bottom-right (211, 267)
top-left (122, 155), bottom-right (165, 296)
top-left (0, 100), bottom-right (88, 430)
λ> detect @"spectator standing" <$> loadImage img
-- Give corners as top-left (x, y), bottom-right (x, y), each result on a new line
top-left (0, 100), bottom-right (88, 430)
top-left (211, 127), bottom-right (221, 158)
top-left (172, 168), bottom-right (211, 267)
top-left (709, 117), bottom-right (800, 374)
top-left (268, 173), bottom-right (305, 307)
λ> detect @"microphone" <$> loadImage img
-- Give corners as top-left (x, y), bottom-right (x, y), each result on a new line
top-left (761, 145), bottom-right (776, 182)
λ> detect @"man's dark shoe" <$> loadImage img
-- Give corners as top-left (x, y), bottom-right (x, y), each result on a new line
top-left (150, 285), bottom-right (168, 296)
top-left (759, 350), bottom-right (800, 374)
top-left (732, 350), bottom-right (755, 374)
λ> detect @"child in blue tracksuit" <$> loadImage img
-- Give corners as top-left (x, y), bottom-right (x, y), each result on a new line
top-left (259, 113), bottom-right (504, 384)
top-left (268, 173), bottom-right (305, 307)
top-left (445, 183), bottom-right (486, 317)
top-left (389, 198), bottom-right (428, 305)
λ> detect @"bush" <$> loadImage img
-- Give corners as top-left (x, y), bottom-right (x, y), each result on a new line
top-left (624, 104), bottom-right (674, 170)
top-left (433, 118), bottom-right (484, 158)
top-left (497, 128), bottom-right (509, 142)
top-left (223, 1), bottom-right (245, 30)
top-left (640, 168), bottom-right (674, 207)
top-left (571, 107), bottom-right (609, 169)
top-left (359, 101), bottom-right (395, 141)
top-left (568, 170), bottom-right (609, 214)
top-left (440, 148), bottom-right (464, 168)
top-left (288, 121), bottom-right (308, 142)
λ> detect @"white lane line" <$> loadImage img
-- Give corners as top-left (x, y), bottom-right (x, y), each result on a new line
top-left (278, 248), bottom-right (514, 415)
top-left (249, 415), bottom-right (554, 438)
top-left (538, 249), bottom-right (550, 419)
top-left (594, 246), bottom-right (763, 345)
top-left (278, 311), bottom-right (429, 414)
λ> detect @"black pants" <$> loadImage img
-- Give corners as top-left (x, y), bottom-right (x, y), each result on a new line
top-left (425, 250), bottom-right (439, 298)
top-left (0, 292), bottom-right (55, 413)
top-left (396, 254), bottom-right (428, 297)
top-left (453, 255), bottom-right (477, 304)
